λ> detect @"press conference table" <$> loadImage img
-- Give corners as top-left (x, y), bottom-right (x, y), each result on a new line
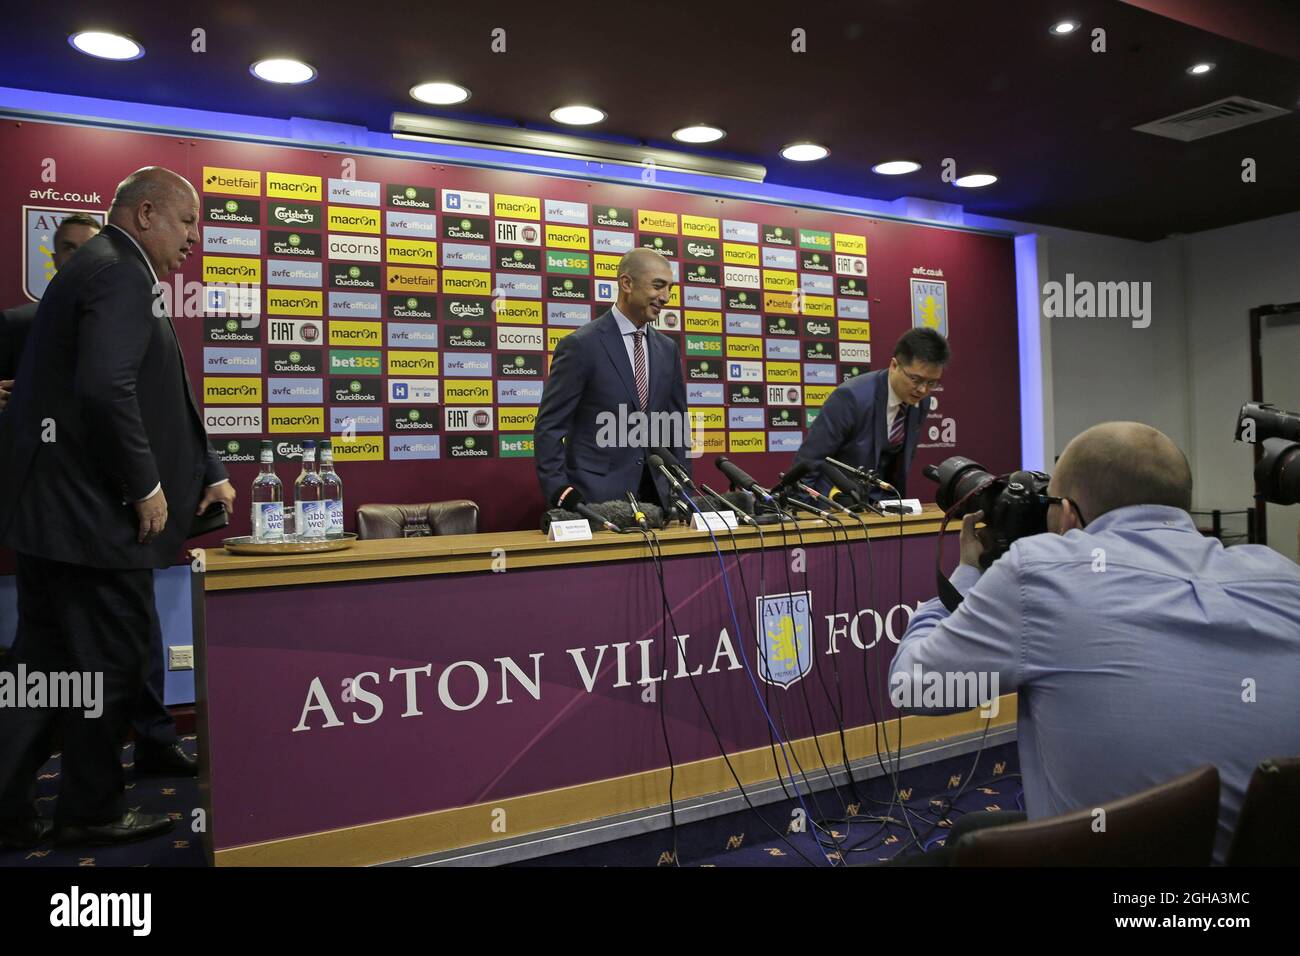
top-left (195, 506), bottom-right (1016, 866)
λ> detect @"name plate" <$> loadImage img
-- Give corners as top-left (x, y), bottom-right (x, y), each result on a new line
top-left (691, 510), bottom-right (738, 531)
top-left (877, 498), bottom-right (923, 515)
top-left (548, 519), bottom-right (594, 542)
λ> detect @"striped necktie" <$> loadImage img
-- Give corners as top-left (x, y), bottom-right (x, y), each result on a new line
top-left (888, 404), bottom-right (906, 446)
top-left (633, 329), bottom-right (649, 410)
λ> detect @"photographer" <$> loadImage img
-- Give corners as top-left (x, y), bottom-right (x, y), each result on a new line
top-left (888, 422), bottom-right (1300, 864)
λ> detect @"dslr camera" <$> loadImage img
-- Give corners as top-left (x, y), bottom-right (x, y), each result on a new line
top-left (1235, 403), bottom-right (1300, 506)
top-left (924, 457), bottom-right (1053, 568)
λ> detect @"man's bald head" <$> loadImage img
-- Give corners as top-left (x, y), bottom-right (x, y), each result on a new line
top-left (615, 248), bottom-right (674, 327)
top-left (108, 167), bottom-right (196, 220)
top-left (1053, 422), bottom-right (1192, 521)
top-left (617, 247), bottom-right (671, 282)
top-left (106, 167), bottom-right (200, 278)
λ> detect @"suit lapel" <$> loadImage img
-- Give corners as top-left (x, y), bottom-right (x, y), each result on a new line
top-left (874, 369), bottom-right (890, 449)
top-left (597, 311), bottom-right (642, 409)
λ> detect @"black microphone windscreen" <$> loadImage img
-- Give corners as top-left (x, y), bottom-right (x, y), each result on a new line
top-left (550, 485), bottom-right (586, 509)
top-left (647, 454), bottom-right (665, 470)
top-left (541, 500), bottom-right (667, 533)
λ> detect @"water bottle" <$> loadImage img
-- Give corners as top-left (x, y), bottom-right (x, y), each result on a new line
top-left (250, 440), bottom-right (284, 542)
top-left (319, 439), bottom-right (344, 538)
top-left (293, 440), bottom-right (326, 540)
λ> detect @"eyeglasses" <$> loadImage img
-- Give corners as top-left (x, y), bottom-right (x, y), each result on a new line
top-left (1043, 495), bottom-right (1089, 526)
top-left (898, 368), bottom-right (943, 390)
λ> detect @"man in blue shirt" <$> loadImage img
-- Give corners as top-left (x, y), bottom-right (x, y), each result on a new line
top-left (889, 422), bottom-right (1300, 864)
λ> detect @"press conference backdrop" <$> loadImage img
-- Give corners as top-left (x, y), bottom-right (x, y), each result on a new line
top-left (0, 118), bottom-right (1021, 537)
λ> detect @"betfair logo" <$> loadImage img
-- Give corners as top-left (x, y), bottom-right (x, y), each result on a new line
top-left (203, 166), bottom-right (261, 196)
top-left (637, 209), bottom-right (678, 234)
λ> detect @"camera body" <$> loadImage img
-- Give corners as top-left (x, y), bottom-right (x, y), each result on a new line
top-left (1235, 403), bottom-right (1300, 506)
top-left (924, 457), bottom-right (1052, 568)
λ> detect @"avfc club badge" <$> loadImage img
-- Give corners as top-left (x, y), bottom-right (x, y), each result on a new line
top-left (910, 277), bottom-right (948, 336)
top-left (24, 206), bottom-right (107, 300)
top-left (756, 591), bottom-right (813, 688)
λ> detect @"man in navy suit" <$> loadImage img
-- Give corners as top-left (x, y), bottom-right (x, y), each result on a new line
top-left (535, 247), bottom-right (692, 511)
top-left (793, 328), bottom-right (949, 500)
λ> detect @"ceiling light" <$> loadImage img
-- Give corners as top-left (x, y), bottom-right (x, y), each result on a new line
top-left (410, 82), bottom-right (471, 105)
top-left (1050, 20), bottom-right (1080, 35)
top-left (1187, 62), bottom-right (1215, 75)
top-left (872, 160), bottom-right (921, 175)
top-left (550, 105), bottom-right (605, 126)
top-left (68, 31), bottom-right (144, 61)
top-left (780, 142), bottom-right (829, 162)
top-left (672, 125), bottom-right (726, 144)
top-left (392, 113), bottom-right (766, 181)
top-left (954, 173), bottom-right (998, 188)
top-left (250, 58), bottom-right (316, 84)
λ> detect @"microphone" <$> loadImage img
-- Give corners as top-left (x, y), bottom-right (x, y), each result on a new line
top-left (546, 485), bottom-right (618, 532)
top-left (782, 493), bottom-right (833, 521)
top-left (715, 457), bottom-right (777, 505)
top-left (821, 459), bottom-right (866, 507)
top-left (647, 454), bottom-right (693, 520)
top-left (798, 481), bottom-right (858, 517)
top-left (826, 456), bottom-right (896, 493)
top-left (772, 458), bottom-right (814, 494)
top-left (652, 446), bottom-right (696, 490)
top-left (626, 492), bottom-right (650, 532)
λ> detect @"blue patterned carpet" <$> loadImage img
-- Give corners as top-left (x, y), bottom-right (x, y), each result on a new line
top-left (510, 741), bottom-right (1022, 867)
top-left (1, 738), bottom-right (1020, 867)
top-left (0, 736), bottom-right (206, 868)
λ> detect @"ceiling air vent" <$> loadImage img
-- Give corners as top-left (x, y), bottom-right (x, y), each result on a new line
top-left (1133, 96), bottom-right (1291, 142)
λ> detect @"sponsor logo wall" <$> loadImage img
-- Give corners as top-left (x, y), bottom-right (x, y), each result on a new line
top-left (193, 161), bottom-right (885, 469)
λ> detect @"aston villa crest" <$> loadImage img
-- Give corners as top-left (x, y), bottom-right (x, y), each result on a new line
top-left (910, 277), bottom-right (948, 336)
top-left (23, 206), bottom-right (107, 300)
top-left (756, 590), bottom-right (813, 688)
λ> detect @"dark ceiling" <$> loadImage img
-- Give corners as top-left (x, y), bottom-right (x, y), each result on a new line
top-left (1, 0), bottom-right (1297, 240)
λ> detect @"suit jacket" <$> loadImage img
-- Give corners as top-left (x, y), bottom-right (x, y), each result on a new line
top-left (0, 226), bottom-right (227, 569)
top-left (534, 309), bottom-right (691, 507)
top-left (793, 368), bottom-right (931, 499)
top-left (0, 300), bottom-right (38, 379)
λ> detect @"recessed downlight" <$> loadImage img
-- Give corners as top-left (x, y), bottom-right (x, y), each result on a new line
top-left (672, 125), bottom-right (726, 144)
top-left (780, 142), bottom-right (829, 162)
top-left (550, 105), bottom-right (605, 125)
top-left (954, 173), bottom-right (998, 188)
top-left (69, 31), bottom-right (144, 61)
top-left (410, 82), bottom-right (471, 105)
top-left (871, 160), bottom-right (921, 175)
top-left (1187, 62), bottom-right (1215, 75)
top-left (1050, 20), bottom-right (1081, 35)
top-left (250, 58), bottom-right (317, 84)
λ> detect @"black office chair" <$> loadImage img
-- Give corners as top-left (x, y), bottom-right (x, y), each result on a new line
top-left (951, 764), bottom-right (1220, 866)
top-left (1226, 756), bottom-right (1300, 866)
top-left (355, 501), bottom-right (480, 539)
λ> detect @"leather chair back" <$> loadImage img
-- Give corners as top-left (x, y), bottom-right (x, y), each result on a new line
top-left (355, 501), bottom-right (479, 539)
top-left (952, 764), bottom-right (1220, 866)
top-left (1226, 756), bottom-right (1300, 866)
